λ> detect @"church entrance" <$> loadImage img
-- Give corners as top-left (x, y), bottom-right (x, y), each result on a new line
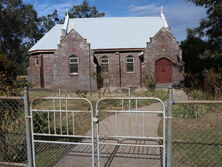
top-left (155, 58), bottom-right (172, 84)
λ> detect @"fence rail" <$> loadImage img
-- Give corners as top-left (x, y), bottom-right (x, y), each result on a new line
top-left (174, 100), bottom-right (222, 104)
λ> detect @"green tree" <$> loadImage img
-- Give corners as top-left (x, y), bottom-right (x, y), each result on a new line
top-left (180, 30), bottom-right (209, 74)
top-left (0, 53), bottom-right (17, 95)
top-left (38, 10), bottom-right (62, 35)
top-left (186, 0), bottom-right (222, 69)
top-left (69, 0), bottom-right (105, 18)
top-left (182, 0), bottom-right (222, 90)
top-left (187, 0), bottom-right (222, 44)
top-left (0, 0), bottom-right (39, 74)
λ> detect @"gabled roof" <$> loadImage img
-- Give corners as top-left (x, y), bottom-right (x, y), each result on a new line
top-left (29, 16), bottom-right (168, 52)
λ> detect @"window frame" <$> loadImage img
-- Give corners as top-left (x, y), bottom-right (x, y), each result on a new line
top-left (126, 56), bottom-right (135, 73)
top-left (35, 57), bottom-right (40, 66)
top-left (69, 56), bottom-right (79, 75)
top-left (101, 56), bottom-right (109, 73)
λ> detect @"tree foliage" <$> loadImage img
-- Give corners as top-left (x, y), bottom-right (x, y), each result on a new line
top-left (0, 0), bottom-right (39, 73)
top-left (69, 0), bottom-right (105, 18)
top-left (38, 10), bottom-right (62, 35)
top-left (180, 31), bottom-right (209, 74)
top-left (0, 53), bottom-right (17, 95)
top-left (182, 0), bottom-right (222, 93)
top-left (186, 0), bottom-right (222, 68)
top-left (187, 0), bottom-right (222, 45)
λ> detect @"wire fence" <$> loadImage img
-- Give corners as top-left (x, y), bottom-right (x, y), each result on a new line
top-left (0, 97), bottom-right (27, 167)
top-left (171, 101), bottom-right (222, 167)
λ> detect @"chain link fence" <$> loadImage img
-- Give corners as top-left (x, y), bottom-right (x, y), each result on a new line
top-left (171, 102), bottom-right (222, 167)
top-left (0, 97), bottom-right (27, 166)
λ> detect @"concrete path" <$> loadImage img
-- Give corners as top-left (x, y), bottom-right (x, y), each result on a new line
top-left (50, 89), bottom-right (188, 167)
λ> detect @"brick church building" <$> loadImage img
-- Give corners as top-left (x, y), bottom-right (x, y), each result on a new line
top-left (28, 8), bottom-right (184, 90)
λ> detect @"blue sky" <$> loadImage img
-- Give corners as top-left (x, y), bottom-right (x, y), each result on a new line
top-left (24, 0), bottom-right (206, 41)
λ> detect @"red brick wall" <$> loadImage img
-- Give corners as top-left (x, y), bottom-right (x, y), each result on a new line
top-left (94, 51), bottom-right (142, 88)
top-left (46, 29), bottom-right (96, 90)
top-left (27, 54), bottom-right (42, 88)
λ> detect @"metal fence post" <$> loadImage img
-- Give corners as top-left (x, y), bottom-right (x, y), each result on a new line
top-left (24, 87), bottom-right (33, 167)
top-left (167, 86), bottom-right (173, 167)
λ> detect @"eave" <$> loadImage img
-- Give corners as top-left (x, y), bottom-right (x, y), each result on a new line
top-left (28, 49), bottom-right (56, 55)
top-left (93, 48), bottom-right (144, 53)
top-left (28, 48), bottom-right (145, 55)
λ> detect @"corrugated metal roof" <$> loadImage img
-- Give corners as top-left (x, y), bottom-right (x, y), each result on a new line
top-left (29, 16), bottom-right (165, 52)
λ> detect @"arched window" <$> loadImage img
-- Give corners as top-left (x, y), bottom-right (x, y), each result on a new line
top-left (126, 56), bottom-right (134, 72)
top-left (69, 55), bottom-right (79, 74)
top-left (35, 57), bottom-right (40, 66)
top-left (101, 56), bottom-right (109, 72)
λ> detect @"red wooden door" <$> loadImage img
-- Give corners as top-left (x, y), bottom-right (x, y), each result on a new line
top-left (155, 58), bottom-right (172, 83)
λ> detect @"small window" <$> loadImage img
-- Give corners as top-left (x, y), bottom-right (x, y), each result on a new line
top-left (69, 56), bottom-right (79, 74)
top-left (126, 56), bottom-right (134, 72)
top-left (101, 56), bottom-right (109, 72)
top-left (35, 58), bottom-right (40, 66)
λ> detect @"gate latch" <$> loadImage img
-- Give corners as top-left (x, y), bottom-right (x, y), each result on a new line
top-left (93, 117), bottom-right (99, 123)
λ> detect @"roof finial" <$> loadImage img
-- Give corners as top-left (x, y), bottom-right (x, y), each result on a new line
top-left (63, 8), bottom-right (69, 34)
top-left (161, 6), bottom-right (163, 14)
top-left (160, 6), bottom-right (169, 28)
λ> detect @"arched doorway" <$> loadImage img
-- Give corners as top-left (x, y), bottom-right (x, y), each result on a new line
top-left (155, 58), bottom-right (172, 84)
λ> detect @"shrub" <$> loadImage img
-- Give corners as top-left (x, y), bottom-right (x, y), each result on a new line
top-left (203, 69), bottom-right (222, 96)
top-left (144, 89), bottom-right (168, 100)
top-left (184, 73), bottom-right (204, 89)
top-left (188, 89), bottom-right (208, 100)
top-left (173, 104), bottom-right (209, 119)
top-left (75, 90), bottom-right (88, 98)
top-left (143, 74), bottom-right (155, 91)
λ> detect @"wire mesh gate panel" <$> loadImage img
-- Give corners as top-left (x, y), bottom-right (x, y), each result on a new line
top-left (0, 97), bottom-right (27, 166)
top-left (96, 97), bottom-right (166, 167)
top-left (30, 97), bottom-right (95, 167)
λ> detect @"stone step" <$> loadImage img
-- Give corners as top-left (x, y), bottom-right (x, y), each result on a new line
top-left (155, 84), bottom-right (172, 88)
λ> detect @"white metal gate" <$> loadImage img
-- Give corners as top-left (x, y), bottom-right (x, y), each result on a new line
top-left (30, 97), bottom-right (166, 167)
top-left (30, 97), bottom-right (95, 167)
top-left (95, 97), bottom-right (166, 167)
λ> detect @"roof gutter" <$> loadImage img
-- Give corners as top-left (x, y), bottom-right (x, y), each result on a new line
top-left (93, 48), bottom-right (144, 53)
top-left (28, 48), bottom-right (145, 55)
top-left (27, 50), bottom-right (56, 55)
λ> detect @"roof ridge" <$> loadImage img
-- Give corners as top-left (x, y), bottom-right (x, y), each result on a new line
top-left (69, 16), bottom-right (161, 20)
